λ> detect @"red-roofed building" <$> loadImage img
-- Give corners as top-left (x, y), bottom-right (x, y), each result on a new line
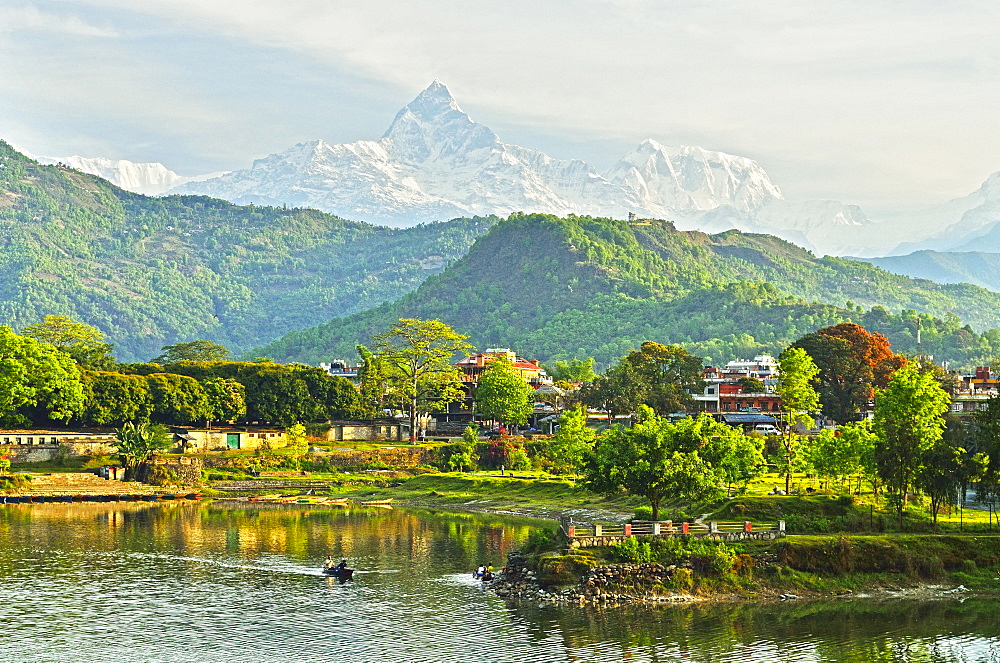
top-left (438, 349), bottom-right (552, 425)
top-left (455, 348), bottom-right (552, 386)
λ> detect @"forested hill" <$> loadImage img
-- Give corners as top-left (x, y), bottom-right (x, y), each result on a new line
top-left (254, 213), bottom-right (1000, 368)
top-left (0, 141), bottom-right (496, 360)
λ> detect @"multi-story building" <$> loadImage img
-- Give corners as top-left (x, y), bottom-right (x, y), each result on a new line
top-left (441, 348), bottom-right (552, 425)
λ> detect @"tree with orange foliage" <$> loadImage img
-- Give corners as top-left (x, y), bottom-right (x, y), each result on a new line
top-left (792, 322), bottom-right (906, 424)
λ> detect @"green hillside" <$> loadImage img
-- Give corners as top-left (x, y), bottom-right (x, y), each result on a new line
top-left (255, 213), bottom-right (1000, 368)
top-left (0, 141), bottom-right (496, 360)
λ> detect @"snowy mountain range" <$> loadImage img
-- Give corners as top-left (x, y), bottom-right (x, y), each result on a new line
top-left (11, 147), bottom-right (216, 196)
top-left (24, 81), bottom-right (1000, 257)
top-left (166, 81), bottom-right (868, 254)
top-left (879, 172), bottom-right (1000, 255)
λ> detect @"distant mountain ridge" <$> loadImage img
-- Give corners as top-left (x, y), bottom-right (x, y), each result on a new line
top-left (852, 250), bottom-right (1000, 292)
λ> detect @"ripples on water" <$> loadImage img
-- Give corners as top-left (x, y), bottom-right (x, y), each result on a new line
top-left (1, 503), bottom-right (999, 663)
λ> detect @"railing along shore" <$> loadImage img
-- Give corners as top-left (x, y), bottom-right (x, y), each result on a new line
top-left (560, 516), bottom-right (786, 547)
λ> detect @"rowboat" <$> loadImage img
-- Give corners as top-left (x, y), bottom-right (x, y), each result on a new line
top-left (322, 566), bottom-right (354, 580)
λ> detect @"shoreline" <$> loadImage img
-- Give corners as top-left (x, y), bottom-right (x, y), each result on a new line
top-left (4, 490), bottom-right (998, 604)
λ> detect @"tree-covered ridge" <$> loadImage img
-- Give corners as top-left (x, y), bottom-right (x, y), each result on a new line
top-left (255, 213), bottom-right (1000, 369)
top-left (0, 141), bottom-right (496, 360)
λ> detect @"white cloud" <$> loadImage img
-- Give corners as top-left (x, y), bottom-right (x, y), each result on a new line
top-left (7, 0), bottom-right (1000, 212)
top-left (0, 4), bottom-right (120, 37)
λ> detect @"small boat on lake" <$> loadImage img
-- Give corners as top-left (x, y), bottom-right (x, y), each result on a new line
top-left (322, 566), bottom-right (354, 580)
top-left (357, 498), bottom-right (393, 507)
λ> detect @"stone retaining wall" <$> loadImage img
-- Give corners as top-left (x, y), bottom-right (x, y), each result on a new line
top-left (149, 457), bottom-right (203, 485)
top-left (315, 446), bottom-right (436, 468)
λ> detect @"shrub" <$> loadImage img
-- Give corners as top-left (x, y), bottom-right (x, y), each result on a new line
top-left (633, 506), bottom-right (653, 521)
top-left (146, 466), bottom-right (179, 487)
top-left (613, 535), bottom-right (737, 574)
top-left (669, 567), bottom-right (694, 591)
top-left (523, 528), bottom-right (561, 555)
top-left (0, 474), bottom-right (31, 491)
top-left (612, 536), bottom-right (654, 563)
top-left (687, 541), bottom-right (736, 575)
top-left (733, 554), bottom-right (755, 577)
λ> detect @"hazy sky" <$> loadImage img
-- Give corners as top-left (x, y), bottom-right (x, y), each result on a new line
top-left (3, 0), bottom-right (999, 217)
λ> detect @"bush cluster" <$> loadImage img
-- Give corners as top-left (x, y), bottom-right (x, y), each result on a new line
top-left (611, 536), bottom-right (738, 575)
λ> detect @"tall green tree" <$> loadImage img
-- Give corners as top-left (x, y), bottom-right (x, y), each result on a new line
top-left (140, 361), bottom-right (364, 425)
top-left (153, 340), bottom-right (231, 363)
top-left (873, 365), bottom-right (951, 526)
top-left (81, 371), bottom-right (152, 426)
top-left (146, 373), bottom-right (211, 425)
top-left (113, 421), bottom-right (172, 481)
top-left (0, 326), bottom-right (86, 424)
top-left (773, 347), bottom-right (822, 493)
top-left (805, 426), bottom-right (872, 492)
top-left (776, 347), bottom-right (821, 428)
top-left (918, 438), bottom-right (984, 525)
top-left (547, 357), bottom-right (596, 383)
top-left (579, 360), bottom-right (644, 422)
top-left (373, 318), bottom-right (473, 443)
top-left (623, 341), bottom-right (704, 415)
top-left (587, 407), bottom-right (752, 519)
top-left (356, 344), bottom-right (390, 416)
top-left (21, 315), bottom-right (116, 370)
top-left (474, 355), bottom-right (534, 430)
top-left (284, 423), bottom-right (309, 470)
top-left (202, 377), bottom-right (247, 425)
top-left (736, 376), bottom-right (765, 393)
top-left (972, 395), bottom-right (1000, 500)
top-left (544, 404), bottom-right (596, 475)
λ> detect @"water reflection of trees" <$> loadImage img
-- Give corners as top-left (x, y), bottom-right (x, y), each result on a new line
top-left (505, 599), bottom-right (1000, 662)
top-left (0, 503), bottom-right (550, 578)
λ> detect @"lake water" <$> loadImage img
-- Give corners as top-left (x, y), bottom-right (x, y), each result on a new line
top-left (1, 502), bottom-right (999, 663)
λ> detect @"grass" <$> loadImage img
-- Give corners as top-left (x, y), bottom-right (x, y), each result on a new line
top-left (320, 472), bottom-right (644, 516)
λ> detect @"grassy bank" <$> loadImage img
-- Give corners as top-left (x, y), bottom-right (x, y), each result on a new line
top-left (324, 473), bottom-right (643, 519)
top-left (527, 534), bottom-right (1000, 600)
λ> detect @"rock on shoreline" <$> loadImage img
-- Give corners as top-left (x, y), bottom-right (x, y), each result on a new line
top-left (488, 552), bottom-right (701, 606)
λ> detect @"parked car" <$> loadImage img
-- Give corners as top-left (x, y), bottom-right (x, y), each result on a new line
top-left (753, 424), bottom-right (781, 436)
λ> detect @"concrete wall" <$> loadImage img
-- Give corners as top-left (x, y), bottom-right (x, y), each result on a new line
top-left (324, 421), bottom-right (404, 442)
top-left (0, 440), bottom-right (115, 462)
top-left (0, 430), bottom-right (117, 458)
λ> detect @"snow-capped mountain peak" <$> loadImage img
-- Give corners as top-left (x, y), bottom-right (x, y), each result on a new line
top-left (382, 81), bottom-right (501, 168)
top-left (606, 139), bottom-right (783, 215)
top-left (22, 152), bottom-right (199, 196)
top-left (5, 141), bottom-right (223, 197)
top-left (158, 81), bottom-right (869, 252)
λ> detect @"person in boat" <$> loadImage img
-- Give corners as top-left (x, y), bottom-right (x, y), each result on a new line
top-left (475, 565), bottom-right (485, 578)
top-left (337, 559), bottom-right (348, 571)
top-left (323, 556), bottom-right (335, 570)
